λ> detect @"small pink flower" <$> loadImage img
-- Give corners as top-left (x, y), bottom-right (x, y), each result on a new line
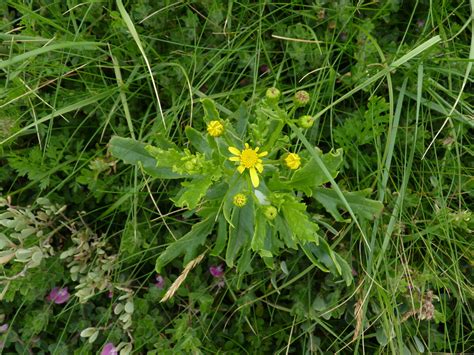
top-left (101, 343), bottom-right (118, 355)
top-left (155, 274), bottom-right (165, 289)
top-left (47, 287), bottom-right (70, 304)
top-left (107, 290), bottom-right (113, 299)
top-left (0, 324), bottom-right (8, 333)
top-left (209, 264), bottom-right (224, 278)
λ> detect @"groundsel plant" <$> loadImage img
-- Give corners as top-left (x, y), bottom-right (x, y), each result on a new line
top-left (110, 88), bottom-right (383, 283)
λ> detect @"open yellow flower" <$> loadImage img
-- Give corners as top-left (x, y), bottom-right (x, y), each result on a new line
top-left (228, 143), bottom-right (268, 187)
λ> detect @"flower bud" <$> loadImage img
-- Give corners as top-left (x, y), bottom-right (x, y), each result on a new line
top-left (265, 87), bottom-right (281, 104)
top-left (298, 115), bottom-right (315, 128)
top-left (264, 206), bottom-right (278, 220)
top-left (284, 153), bottom-right (301, 170)
top-left (294, 90), bottom-right (310, 106)
top-left (207, 120), bottom-right (224, 137)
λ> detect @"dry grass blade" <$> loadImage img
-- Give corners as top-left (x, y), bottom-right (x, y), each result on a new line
top-left (160, 253), bottom-right (206, 303)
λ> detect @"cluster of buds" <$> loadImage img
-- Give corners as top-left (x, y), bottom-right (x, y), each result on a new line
top-left (176, 149), bottom-right (206, 175)
top-left (265, 88), bottom-right (316, 129)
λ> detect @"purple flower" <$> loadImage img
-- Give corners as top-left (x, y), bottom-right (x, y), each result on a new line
top-left (0, 324), bottom-right (8, 333)
top-left (107, 290), bottom-right (113, 299)
top-left (101, 343), bottom-right (118, 355)
top-left (209, 264), bottom-right (224, 278)
top-left (46, 287), bottom-right (70, 304)
top-left (155, 274), bottom-right (165, 289)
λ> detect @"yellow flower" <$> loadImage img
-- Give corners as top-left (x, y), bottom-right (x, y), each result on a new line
top-left (228, 143), bottom-right (268, 188)
top-left (207, 120), bottom-right (224, 137)
top-left (233, 193), bottom-right (247, 207)
top-left (284, 153), bottom-right (301, 170)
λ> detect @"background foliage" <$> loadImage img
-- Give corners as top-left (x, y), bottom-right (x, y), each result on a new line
top-left (0, 0), bottom-right (473, 353)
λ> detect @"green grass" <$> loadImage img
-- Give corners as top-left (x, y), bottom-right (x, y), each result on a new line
top-left (0, 1), bottom-right (472, 353)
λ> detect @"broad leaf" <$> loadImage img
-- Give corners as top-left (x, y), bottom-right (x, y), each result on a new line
top-left (202, 98), bottom-right (220, 122)
top-left (155, 211), bottom-right (217, 273)
top-left (210, 214), bottom-right (227, 256)
top-left (314, 187), bottom-right (383, 222)
top-left (185, 126), bottom-right (211, 155)
top-left (251, 212), bottom-right (271, 257)
top-left (281, 196), bottom-right (319, 244)
top-left (145, 146), bottom-right (183, 170)
top-left (302, 239), bottom-right (353, 286)
top-left (226, 200), bottom-right (254, 268)
top-left (285, 148), bottom-right (343, 195)
top-left (172, 176), bottom-right (213, 210)
top-left (109, 136), bottom-right (181, 179)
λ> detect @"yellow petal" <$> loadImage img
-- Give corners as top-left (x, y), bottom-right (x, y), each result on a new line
top-left (255, 163), bottom-right (263, 173)
top-left (228, 147), bottom-right (241, 156)
top-left (237, 165), bottom-right (245, 174)
top-left (249, 167), bottom-right (259, 187)
top-left (244, 143), bottom-right (249, 149)
top-left (229, 157), bottom-right (241, 162)
top-left (258, 151), bottom-right (268, 157)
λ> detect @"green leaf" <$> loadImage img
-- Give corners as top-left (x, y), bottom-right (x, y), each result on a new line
top-left (314, 187), bottom-right (383, 222)
top-left (109, 136), bottom-right (181, 179)
top-left (275, 216), bottom-right (298, 249)
top-left (222, 173), bottom-right (246, 224)
top-left (155, 211), bottom-right (217, 272)
top-left (280, 195), bottom-right (319, 244)
top-left (286, 148), bottom-right (343, 195)
top-left (0, 41), bottom-right (104, 71)
top-left (172, 176), bottom-right (213, 210)
top-left (185, 126), bottom-right (211, 155)
top-left (145, 146), bottom-right (183, 170)
top-left (251, 212), bottom-right (270, 256)
top-left (226, 200), bottom-right (254, 268)
top-left (120, 224), bottom-right (143, 255)
top-left (301, 239), bottom-right (353, 286)
top-left (211, 214), bottom-right (227, 256)
top-left (202, 98), bottom-right (220, 122)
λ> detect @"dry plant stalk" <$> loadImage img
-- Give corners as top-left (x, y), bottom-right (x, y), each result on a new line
top-left (352, 298), bottom-right (363, 341)
top-left (160, 252), bottom-right (206, 303)
top-left (401, 290), bottom-right (435, 322)
top-left (352, 278), bottom-right (365, 341)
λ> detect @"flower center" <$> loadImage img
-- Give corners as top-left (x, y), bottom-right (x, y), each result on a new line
top-left (240, 148), bottom-right (259, 168)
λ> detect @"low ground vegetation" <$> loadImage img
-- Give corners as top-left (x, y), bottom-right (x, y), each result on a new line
top-left (0, 1), bottom-right (472, 353)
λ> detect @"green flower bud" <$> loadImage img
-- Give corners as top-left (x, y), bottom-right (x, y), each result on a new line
top-left (298, 115), bottom-right (315, 128)
top-left (294, 90), bottom-right (310, 106)
top-left (263, 206), bottom-right (278, 220)
top-left (266, 87), bottom-right (281, 104)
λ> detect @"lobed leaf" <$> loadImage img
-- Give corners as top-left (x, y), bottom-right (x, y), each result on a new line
top-left (314, 187), bottom-right (384, 222)
top-left (155, 211), bottom-right (217, 273)
top-left (109, 136), bottom-right (181, 179)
